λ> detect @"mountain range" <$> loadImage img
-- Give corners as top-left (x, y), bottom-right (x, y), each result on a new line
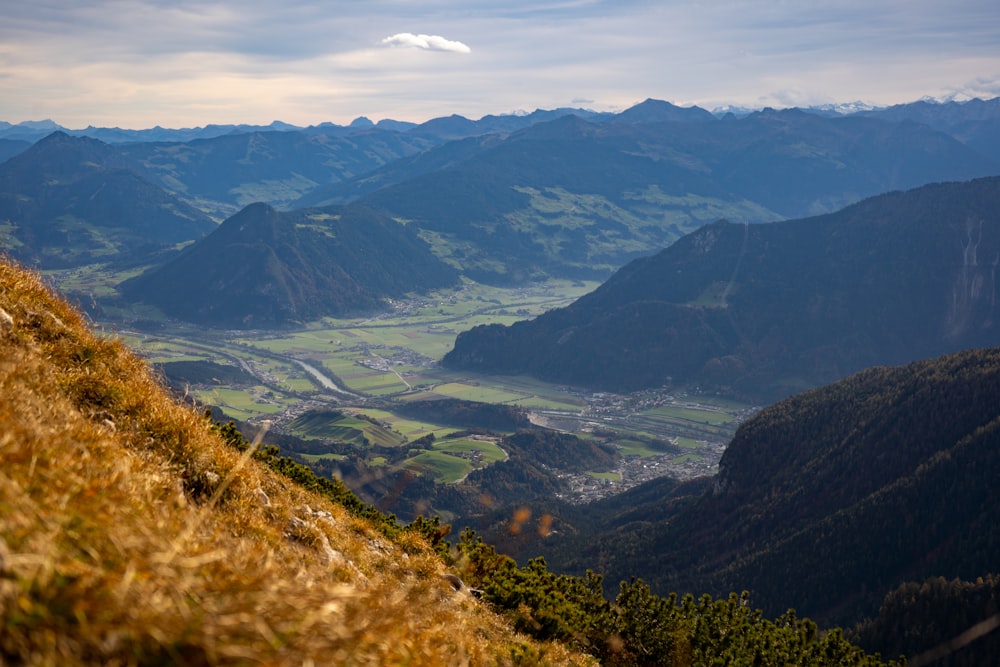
top-left (445, 176), bottom-right (1000, 402)
top-left (315, 103), bottom-right (1000, 282)
top-left (3, 97), bottom-right (1000, 302)
top-left (4, 95), bottom-right (999, 144)
top-left (5, 96), bottom-right (1000, 664)
top-left (0, 132), bottom-right (216, 268)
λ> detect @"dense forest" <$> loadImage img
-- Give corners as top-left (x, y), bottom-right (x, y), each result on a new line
top-left (393, 397), bottom-right (532, 431)
top-left (530, 347), bottom-right (1000, 637)
top-left (120, 202), bottom-right (458, 327)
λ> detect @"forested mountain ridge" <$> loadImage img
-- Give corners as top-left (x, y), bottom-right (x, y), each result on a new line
top-left (120, 202), bottom-right (458, 327)
top-left (851, 574), bottom-right (1000, 665)
top-left (0, 132), bottom-right (216, 268)
top-left (540, 345), bottom-right (1000, 637)
top-left (445, 176), bottom-right (1000, 401)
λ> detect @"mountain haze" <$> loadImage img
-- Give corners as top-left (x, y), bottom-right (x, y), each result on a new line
top-left (5, 99), bottom-right (1000, 288)
top-left (0, 132), bottom-right (215, 268)
top-left (115, 128), bottom-right (436, 212)
top-left (860, 96), bottom-right (1000, 162)
top-left (340, 106), bottom-right (999, 282)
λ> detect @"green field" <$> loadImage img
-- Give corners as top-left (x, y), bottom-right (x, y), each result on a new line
top-left (355, 409), bottom-right (456, 440)
top-left (99, 276), bottom-right (746, 487)
top-left (641, 405), bottom-right (735, 426)
top-left (298, 452), bottom-right (346, 463)
top-left (287, 411), bottom-right (390, 446)
top-left (118, 278), bottom-right (600, 409)
top-left (430, 382), bottom-right (530, 404)
top-left (616, 438), bottom-right (669, 458)
top-left (401, 435), bottom-right (507, 482)
top-left (196, 387), bottom-right (291, 421)
top-left (402, 451), bottom-right (471, 483)
top-left (433, 437), bottom-right (507, 464)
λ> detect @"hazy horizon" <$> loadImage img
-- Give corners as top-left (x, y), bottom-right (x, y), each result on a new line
top-left (5, 92), bottom-right (1000, 134)
top-left (3, 1), bottom-right (998, 130)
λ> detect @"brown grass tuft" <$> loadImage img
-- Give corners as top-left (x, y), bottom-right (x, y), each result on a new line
top-left (0, 259), bottom-right (595, 666)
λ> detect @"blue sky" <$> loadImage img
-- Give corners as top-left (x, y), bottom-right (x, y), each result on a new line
top-left (2, 0), bottom-right (999, 129)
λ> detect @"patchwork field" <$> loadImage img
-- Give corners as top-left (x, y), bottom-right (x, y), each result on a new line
top-left (83, 276), bottom-right (746, 485)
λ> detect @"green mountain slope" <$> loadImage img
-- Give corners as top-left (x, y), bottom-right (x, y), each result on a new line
top-left (120, 202), bottom-right (458, 327)
top-left (0, 132), bottom-right (216, 268)
top-left (445, 176), bottom-right (1000, 401)
top-left (356, 114), bottom-right (775, 281)
top-left (345, 107), bottom-right (998, 282)
top-left (116, 128), bottom-right (436, 212)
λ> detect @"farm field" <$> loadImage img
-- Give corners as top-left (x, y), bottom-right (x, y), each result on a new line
top-left (98, 277), bottom-right (749, 488)
top-left (402, 436), bottom-right (508, 483)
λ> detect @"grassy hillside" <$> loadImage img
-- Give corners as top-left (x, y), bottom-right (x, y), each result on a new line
top-left (0, 257), bottom-right (589, 665)
top-left (0, 257), bottom-right (900, 665)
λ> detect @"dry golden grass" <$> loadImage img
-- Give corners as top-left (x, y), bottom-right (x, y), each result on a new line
top-left (0, 259), bottom-right (595, 666)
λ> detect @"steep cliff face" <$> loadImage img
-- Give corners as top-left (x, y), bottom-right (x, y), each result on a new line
top-left (944, 216), bottom-right (999, 338)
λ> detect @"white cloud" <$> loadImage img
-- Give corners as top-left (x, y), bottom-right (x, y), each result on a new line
top-left (380, 33), bottom-right (471, 54)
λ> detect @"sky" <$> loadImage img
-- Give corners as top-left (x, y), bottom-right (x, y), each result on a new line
top-left (2, 0), bottom-right (999, 129)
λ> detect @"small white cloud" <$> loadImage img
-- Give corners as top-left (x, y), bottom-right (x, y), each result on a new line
top-left (380, 33), bottom-right (471, 54)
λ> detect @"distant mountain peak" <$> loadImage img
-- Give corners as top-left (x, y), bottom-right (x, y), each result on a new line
top-left (121, 204), bottom-right (458, 327)
top-left (16, 119), bottom-right (61, 130)
top-left (8, 130), bottom-right (121, 173)
top-left (617, 98), bottom-right (715, 123)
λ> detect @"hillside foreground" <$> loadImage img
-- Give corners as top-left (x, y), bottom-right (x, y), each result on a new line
top-left (0, 257), bottom-right (591, 665)
top-left (0, 257), bottom-right (905, 666)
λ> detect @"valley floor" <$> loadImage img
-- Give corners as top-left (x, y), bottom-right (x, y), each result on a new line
top-left (87, 278), bottom-right (752, 499)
